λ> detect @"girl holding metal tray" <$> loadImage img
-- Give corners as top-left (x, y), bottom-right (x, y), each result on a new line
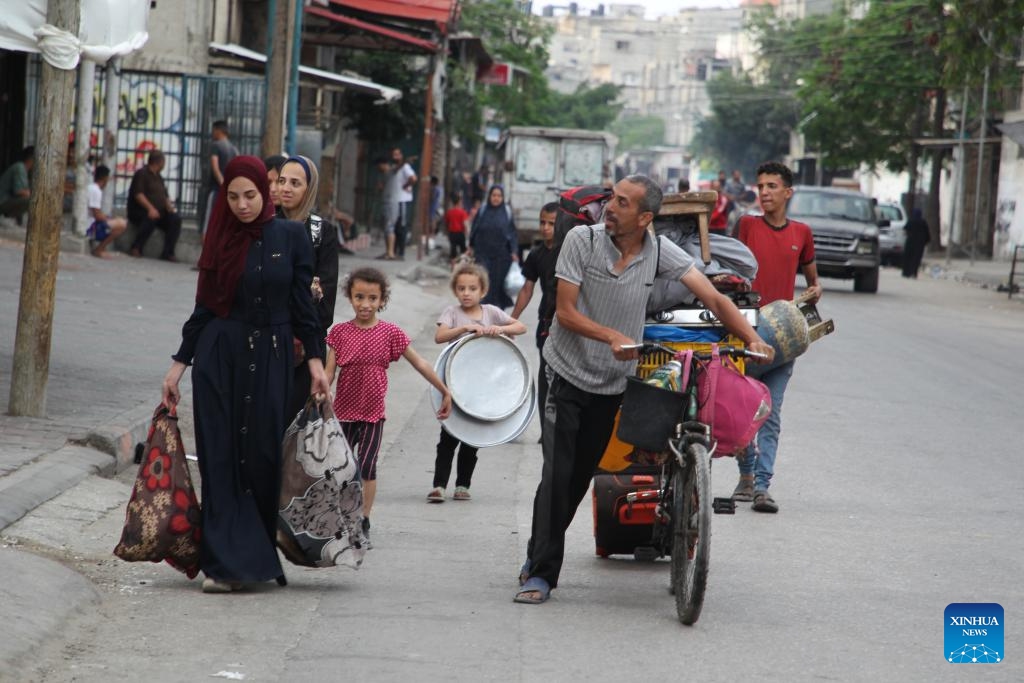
top-left (428, 263), bottom-right (527, 502)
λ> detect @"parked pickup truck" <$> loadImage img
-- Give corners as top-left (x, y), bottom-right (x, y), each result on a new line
top-left (787, 185), bottom-right (885, 293)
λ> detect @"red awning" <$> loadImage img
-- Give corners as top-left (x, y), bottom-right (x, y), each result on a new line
top-left (327, 0), bottom-right (458, 31)
top-left (306, 6), bottom-right (440, 52)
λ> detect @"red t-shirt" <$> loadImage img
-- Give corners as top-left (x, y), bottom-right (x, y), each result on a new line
top-left (737, 215), bottom-right (815, 305)
top-left (444, 206), bottom-right (469, 234)
top-left (326, 320), bottom-right (410, 422)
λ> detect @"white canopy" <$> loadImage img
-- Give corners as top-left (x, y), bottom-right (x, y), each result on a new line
top-left (0, 0), bottom-right (149, 67)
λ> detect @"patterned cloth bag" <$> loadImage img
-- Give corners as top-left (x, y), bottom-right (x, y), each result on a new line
top-left (113, 404), bottom-right (202, 578)
top-left (277, 398), bottom-right (366, 569)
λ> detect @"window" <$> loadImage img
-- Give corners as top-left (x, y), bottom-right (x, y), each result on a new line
top-left (615, 40), bottom-right (630, 51)
top-left (515, 138), bottom-right (557, 184)
top-left (563, 142), bottom-right (604, 186)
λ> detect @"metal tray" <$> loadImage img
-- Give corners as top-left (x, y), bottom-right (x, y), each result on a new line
top-left (444, 334), bottom-right (531, 421)
top-left (430, 341), bottom-right (536, 448)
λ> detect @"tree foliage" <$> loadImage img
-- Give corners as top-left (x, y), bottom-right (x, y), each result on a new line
top-left (340, 50), bottom-right (425, 144)
top-left (611, 115), bottom-right (666, 151)
top-left (457, 0), bottom-right (623, 133)
top-left (793, 1), bottom-right (945, 171)
top-left (691, 71), bottom-right (796, 176)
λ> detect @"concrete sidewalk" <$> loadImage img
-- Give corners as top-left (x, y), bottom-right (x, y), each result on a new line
top-left (0, 226), bottom-right (454, 674)
top-left (920, 252), bottom-right (1024, 299)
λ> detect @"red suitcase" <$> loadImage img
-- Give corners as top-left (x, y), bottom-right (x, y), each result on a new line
top-left (591, 466), bottom-right (665, 560)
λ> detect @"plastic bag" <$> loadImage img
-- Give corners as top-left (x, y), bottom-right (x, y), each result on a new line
top-left (505, 261), bottom-right (526, 299)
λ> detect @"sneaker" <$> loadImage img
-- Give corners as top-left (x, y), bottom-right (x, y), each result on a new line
top-left (731, 475), bottom-right (755, 502)
top-left (751, 490), bottom-right (778, 513)
top-left (427, 487), bottom-right (445, 503)
top-left (453, 486), bottom-right (471, 501)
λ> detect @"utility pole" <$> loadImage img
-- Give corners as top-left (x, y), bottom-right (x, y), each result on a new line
top-left (414, 53), bottom-right (439, 261)
top-left (8, 0), bottom-right (81, 417)
top-left (101, 57), bottom-right (121, 216)
top-left (262, 0), bottom-right (293, 158)
top-left (72, 59), bottom-right (96, 236)
top-left (970, 58), bottom-right (990, 265)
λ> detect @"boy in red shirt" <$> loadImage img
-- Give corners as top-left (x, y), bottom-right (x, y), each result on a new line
top-left (733, 161), bottom-right (822, 513)
top-left (444, 192), bottom-right (470, 264)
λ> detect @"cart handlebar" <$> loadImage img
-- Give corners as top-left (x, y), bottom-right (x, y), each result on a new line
top-left (628, 342), bottom-right (769, 362)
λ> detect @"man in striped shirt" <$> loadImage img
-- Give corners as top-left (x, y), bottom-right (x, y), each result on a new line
top-left (515, 174), bottom-right (774, 605)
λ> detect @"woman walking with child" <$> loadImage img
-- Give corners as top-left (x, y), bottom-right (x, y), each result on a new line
top-left (277, 155), bottom-right (340, 421)
top-left (325, 267), bottom-right (453, 546)
top-left (428, 263), bottom-right (526, 502)
top-left (161, 155), bottom-right (330, 593)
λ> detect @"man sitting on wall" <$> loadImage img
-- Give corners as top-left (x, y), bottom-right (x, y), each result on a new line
top-left (127, 150), bottom-right (181, 262)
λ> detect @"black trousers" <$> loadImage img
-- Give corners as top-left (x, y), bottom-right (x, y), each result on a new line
top-left (525, 371), bottom-right (622, 588)
top-left (433, 428), bottom-right (479, 489)
top-left (132, 211), bottom-right (182, 259)
top-left (448, 231), bottom-right (467, 260)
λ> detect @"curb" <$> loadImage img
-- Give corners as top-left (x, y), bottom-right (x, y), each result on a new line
top-left (0, 445), bottom-right (114, 532)
top-left (70, 402), bottom-right (159, 473)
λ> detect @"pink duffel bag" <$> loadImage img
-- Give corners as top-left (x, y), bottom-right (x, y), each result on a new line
top-left (680, 344), bottom-right (772, 457)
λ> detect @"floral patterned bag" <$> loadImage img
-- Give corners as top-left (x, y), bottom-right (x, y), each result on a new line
top-left (113, 404), bottom-right (201, 578)
top-left (277, 398), bottom-right (366, 569)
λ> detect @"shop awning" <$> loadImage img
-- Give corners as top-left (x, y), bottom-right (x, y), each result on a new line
top-left (325, 0), bottom-right (458, 32)
top-left (305, 6), bottom-right (440, 52)
top-left (209, 42), bottom-right (402, 103)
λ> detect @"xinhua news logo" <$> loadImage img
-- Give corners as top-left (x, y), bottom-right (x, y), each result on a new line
top-left (945, 603), bottom-right (1003, 664)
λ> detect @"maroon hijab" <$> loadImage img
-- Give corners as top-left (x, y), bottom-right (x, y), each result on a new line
top-left (196, 156), bottom-right (276, 317)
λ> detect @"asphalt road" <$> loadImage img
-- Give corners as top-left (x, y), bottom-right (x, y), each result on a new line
top-left (4, 263), bottom-right (1022, 682)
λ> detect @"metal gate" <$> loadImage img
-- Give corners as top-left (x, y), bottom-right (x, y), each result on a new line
top-left (26, 58), bottom-right (265, 224)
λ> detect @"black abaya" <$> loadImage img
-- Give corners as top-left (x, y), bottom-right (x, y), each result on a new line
top-left (174, 218), bottom-right (323, 583)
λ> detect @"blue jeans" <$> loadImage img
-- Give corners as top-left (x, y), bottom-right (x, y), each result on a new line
top-left (737, 360), bottom-right (795, 491)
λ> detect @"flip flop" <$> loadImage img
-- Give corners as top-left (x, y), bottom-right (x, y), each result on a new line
top-left (518, 559), bottom-right (531, 586)
top-left (514, 576), bottom-right (550, 604)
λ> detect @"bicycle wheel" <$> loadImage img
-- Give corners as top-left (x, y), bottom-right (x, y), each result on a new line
top-left (670, 442), bottom-right (711, 625)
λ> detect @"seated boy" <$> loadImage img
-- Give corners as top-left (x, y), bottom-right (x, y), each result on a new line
top-left (86, 165), bottom-right (127, 258)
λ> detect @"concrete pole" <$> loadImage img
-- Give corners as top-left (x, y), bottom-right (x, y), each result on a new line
top-left (72, 60), bottom-right (96, 236)
top-left (101, 58), bottom-right (120, 216)
top-left (948, 84), bottom-right (968, 267)
top-left (8, 0), bottom-right (81, 417)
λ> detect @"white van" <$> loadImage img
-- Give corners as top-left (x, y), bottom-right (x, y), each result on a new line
top-left (496, 126), bottom-right (617, 249)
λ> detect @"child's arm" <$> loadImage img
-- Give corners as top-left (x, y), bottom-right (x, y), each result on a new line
top-left (435, 322), bottom-right (482, 344)
top-left (402, 345), bottom-right (453, 419)
top-left (510, 279), bottom-right (535, 319)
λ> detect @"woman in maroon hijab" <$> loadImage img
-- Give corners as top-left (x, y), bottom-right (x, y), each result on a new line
top-left (161, 156), bottom-right (329, 593)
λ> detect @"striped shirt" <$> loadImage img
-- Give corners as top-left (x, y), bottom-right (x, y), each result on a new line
top-left (544, 224), bottom-right (695, 394)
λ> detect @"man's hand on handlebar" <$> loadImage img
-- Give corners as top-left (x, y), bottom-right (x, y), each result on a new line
top-left (608, 331), bottom-right (640, 361)
top-left (746, 340), bottom-right (775, 365)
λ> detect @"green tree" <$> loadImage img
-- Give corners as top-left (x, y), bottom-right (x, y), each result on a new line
top-left (548, 83), bottom-right (624, 130)
top-left (794, 1), bottom-right (945, 172)
top-left (611, 115), bottom-right (666, 151)
top-left (340, 50), bottom-right (425, 144)
top-left (691, 71), bottom-right (796, 176)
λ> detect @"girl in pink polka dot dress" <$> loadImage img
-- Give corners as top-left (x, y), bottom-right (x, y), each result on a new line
top-left (325, 267), bottom-right (452, 545)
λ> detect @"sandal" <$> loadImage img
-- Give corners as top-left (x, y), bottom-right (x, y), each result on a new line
top-left (732, 475), bottom-right (755, 502)
top-left (427, 487), bottom-right (445, 503)
top-left (453, 486), bottom-right (471, 501)
top-left (751, 490), bottom-right (779, 513)
top-left (514, 576), bottom-right (551, 604)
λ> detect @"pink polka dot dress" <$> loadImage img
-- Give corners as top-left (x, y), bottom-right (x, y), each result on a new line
top-left (326, 320), bottom-right (410, 422)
